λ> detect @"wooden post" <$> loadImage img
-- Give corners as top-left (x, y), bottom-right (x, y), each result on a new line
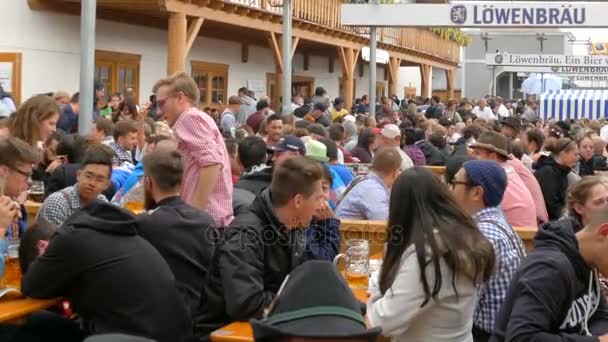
top-left (337, 46), bottom-right (360, 111)
top-left (420, 64), bottom-right (432, 99)
top-left (167, 12), bottom-right (187, 75)
top-left (388, 57), bottom-right (401, 97)
top-left (446, 68), bottom-right (456, 100)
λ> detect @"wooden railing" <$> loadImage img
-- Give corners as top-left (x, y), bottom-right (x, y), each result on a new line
top-left (224, 0), bottom-right (460, 63)
top-left (340, 220), bottom-right (537, 257)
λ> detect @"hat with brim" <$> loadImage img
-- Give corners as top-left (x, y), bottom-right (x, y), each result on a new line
top-left (469, 142), bottom-right (509, 158)
top-left (251, 261), bottom-right (382, 342)
top-left (305, 140), bottom-right (330, 163)
top-left (500, 117), bottom-right (522, 133)
top-left (469, 131), bottom-right (510, 158)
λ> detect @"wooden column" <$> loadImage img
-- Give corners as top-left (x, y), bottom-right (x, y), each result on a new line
top-left (267, 32), bottom-right (299, 111)
top-left (337, 46), bottom-right (360, 111)
top-left (388, 56), bottom-right (402, 97)
top-left (446, 68), bottom-right (456, 100)
top-left (420, 64), bottom-right (432, 99)
top-left (167, 12), bottom-right (187, 75)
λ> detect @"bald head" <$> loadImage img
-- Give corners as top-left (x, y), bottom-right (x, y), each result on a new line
top-left (155, 139), bottom-right (178, 153)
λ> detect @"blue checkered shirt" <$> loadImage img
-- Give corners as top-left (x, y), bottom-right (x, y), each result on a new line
top-left (473, 206), bottom-right (526, 333)
top-left (109, 141), bottom-right (133, 166)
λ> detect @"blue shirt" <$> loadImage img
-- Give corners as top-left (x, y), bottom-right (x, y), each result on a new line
top-left (473, 206), bottom-right (526, 333)
top-left (335, 172), bottom-right (389, 221)
top-left (305, 218), bottom-right (341, 261)
top-left (330, 164), bottom-right (355, 186)
top-left (324, 164), bottom-right (346, 210)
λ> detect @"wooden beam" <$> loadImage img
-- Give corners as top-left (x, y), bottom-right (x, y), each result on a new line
top-left (303, 53), bottom-right (310, 71)
top-left (291, 37), bottom-right (300, 60)
top-left (267, 32), bottom-right (283, 73)
top-left (167, 12), bottom-right (187, 75)
top-left (185, 17), bottom-right (204, 57)
top-left (242, 43), bottom-right (249, 63)
top-left (420, 64), bottom-right (432, 98)
top-left (388, 56), bottom-right (401, 97)
top-left (446, 68), bottom-right (456, 100)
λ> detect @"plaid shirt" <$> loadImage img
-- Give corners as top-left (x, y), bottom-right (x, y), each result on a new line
top-left (36, 185), bottom-right (107, 226)
top-left (174, 107), bottom-right (234, 227)
top-left (473, 206), bottom-right (526, 333)
top-left (109, 141), bottom-right (133, 166)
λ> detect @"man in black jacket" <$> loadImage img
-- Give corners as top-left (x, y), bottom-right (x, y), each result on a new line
top-left (21, 202), bottom-right (192, 342)
top-left (136, 146), bottom-right (217, 326)
top-left (195, 156), bottom-right (325, 337)
top-left (492, 211), bottom-right (608, 341)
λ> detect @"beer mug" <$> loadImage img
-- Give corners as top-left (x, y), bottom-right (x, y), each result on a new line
top-left (334, 239), bottom-right (369, 289)
top-left (2, 244), bottom-right (21, 289)
top-left (28, 181), bottom-right (45, 203)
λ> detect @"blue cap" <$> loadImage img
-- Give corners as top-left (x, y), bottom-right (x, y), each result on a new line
top-left (274, 135), bottom-right (306, 155)
top-left (463, 160), bottom-right (507, 207)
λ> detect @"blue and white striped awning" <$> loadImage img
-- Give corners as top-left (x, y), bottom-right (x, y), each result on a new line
top-left (540, 90), bottom-right (608, 121)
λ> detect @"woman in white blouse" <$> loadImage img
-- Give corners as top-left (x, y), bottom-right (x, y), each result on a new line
top-left (368, 168), bottom-right (495, 342)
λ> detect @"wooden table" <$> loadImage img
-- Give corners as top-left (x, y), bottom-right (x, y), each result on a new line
top-left (210, 288), bottom-right (369, 342)
top-left (0, 295), bottom-right (60, 324)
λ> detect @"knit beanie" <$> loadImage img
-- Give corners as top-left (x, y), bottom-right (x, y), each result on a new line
top-left (462, 160), bottom-right (507, 207)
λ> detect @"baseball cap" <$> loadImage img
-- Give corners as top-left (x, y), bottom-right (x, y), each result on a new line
top-left (274, 135), bottom-right (306, 156)
top-left (380, 124), bottom-right (401, 139)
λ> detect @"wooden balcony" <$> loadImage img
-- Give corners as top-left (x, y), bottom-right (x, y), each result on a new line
top-left (226, 0), bottom-right (460, 63)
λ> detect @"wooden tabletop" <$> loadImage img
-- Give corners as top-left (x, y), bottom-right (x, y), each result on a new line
top-left (0, 295), bottom-right (60, 323)
top-left (210, 288), bottom-right (369, 342)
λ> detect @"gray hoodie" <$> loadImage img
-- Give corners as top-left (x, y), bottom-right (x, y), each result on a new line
top-left (236, 96), bottom-right (257, 125)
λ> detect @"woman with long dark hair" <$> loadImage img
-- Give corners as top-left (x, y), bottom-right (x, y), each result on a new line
top-left (112, 98), bottom-right (139, 123)
top-left (368, 168), bottom-right (495, 341)
top-left (350, 127), bottom-right (376, 163)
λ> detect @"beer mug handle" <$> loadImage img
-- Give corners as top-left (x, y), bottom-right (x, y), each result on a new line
top-left (333, 253), bottom-right (346, 266)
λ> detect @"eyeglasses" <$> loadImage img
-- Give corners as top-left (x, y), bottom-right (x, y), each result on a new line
top-left (10, 167), bottom-right (32, 179)
top-left (449, 180), bottom-right (471, 190)
top-left (156, 96), bottom-right (169, 109)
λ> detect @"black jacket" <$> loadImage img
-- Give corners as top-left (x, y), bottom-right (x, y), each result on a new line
top-left (195, 189), bottom-right (307, 337)
top-left (46, 163), bottom-right (115, 200)
top-left (416, 140), bottom-right (447, 166)
top-left (579, 155), bottom-right (608, 177)
top-left (136, 196), bottom-right (217, 323)
top-left (22, 202), bottom-right (192, 342)
top-left (534, 155), bottom-right (571, 221)
top-left (491, 218), bottom-right (608, 341)
top-left (234, 166), bottom-right (273, 197)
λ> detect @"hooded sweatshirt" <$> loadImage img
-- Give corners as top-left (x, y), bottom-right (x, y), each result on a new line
top-left (235, 165), bottom-right (273, 197)
top-left (195, 189), bottom-right (307, 336)
top-left (534, 155), bottom-right (571, 221)
top-left (22, 202), bottom-right (192, 342)
top-left (491, 218), bottom-right (608, 342)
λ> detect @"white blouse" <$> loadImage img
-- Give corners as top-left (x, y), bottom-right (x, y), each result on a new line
top-left (367, 245), bottom-right (478, 342)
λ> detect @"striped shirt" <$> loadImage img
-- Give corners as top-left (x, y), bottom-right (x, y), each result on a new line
top-left (473, 206), bottom-right (526, 333)
top-left (335, 172), bottom-right (389, 221)
top-left (173, 107), bottom-right (234, 227)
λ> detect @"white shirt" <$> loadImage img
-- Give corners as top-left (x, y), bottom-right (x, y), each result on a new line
top-left (397, 147), bottom-right (414, 171)
top-left (473, 106), bottom-right (497, 120)
top-left (497, 104), bottom-right (510, 118)
top-left (600, 125), bottom-right (608, 144)
top-left (368, 244), bottom-right (477, 342)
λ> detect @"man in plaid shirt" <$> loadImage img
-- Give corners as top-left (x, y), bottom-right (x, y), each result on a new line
top-left (37, 145), bottom-right (111, 226)
top-left (108, 120), bottom-right (138, 166)
top-left (153, 73), bottom-right (233, 227)
top-left (451, 160), bottom-right (526, 342)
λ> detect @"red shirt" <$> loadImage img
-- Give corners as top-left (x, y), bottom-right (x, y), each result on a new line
top-left (246, 111), bottom-right (266, 134)
top-left (174, 107), bottom-right (234, 227)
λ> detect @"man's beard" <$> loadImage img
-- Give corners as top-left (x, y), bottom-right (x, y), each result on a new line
top-left (144, 186), bottom-right (156, 211)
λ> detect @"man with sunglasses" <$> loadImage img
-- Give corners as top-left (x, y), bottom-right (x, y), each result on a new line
top-left (450, 160), bottom-right (526, 342)
top-left (37, 145), bottom-right (111, 226)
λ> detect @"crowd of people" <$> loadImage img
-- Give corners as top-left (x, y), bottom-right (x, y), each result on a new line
top-left (0, 72), bottom-right (608, 342)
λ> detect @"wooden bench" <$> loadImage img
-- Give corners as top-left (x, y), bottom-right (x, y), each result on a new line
top-left (340, 219), bottom-right (537, 254)
top-left (422, 165), bottom-right (446, 178)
